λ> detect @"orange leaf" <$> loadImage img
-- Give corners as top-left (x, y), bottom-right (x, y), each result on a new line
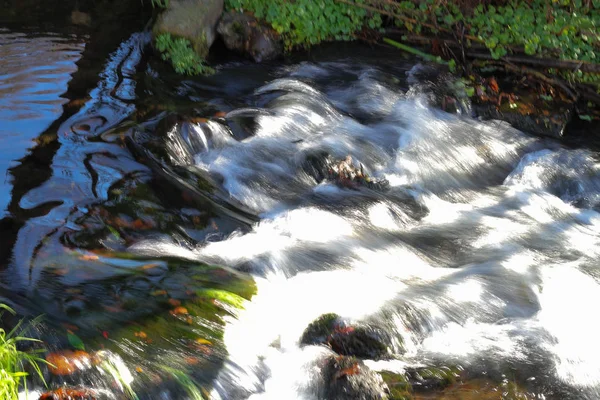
top-left (134, 331), bottom-right (148, 339)
top-left (170, 306), bottom-right (189, 316)
top-left (488, 77), bottom-right (499, 93)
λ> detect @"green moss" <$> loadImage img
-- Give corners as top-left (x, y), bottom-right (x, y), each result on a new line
top-left (300, 313), bottom-right (340, 344)
top-left (379, 371), bottom-right (413, 400)
top-left (155, 33), bottom-right (215, 76)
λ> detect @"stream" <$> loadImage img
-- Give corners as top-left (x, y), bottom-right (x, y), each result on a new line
top-left (2, 21), bottom-right (600, 400)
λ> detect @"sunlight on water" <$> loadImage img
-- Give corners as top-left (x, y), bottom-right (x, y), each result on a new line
top-left (124, 61), bottom-right (600, 398)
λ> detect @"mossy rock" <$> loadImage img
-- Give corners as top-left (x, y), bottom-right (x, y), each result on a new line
top-left (300, 313), bottom-right (398, 360)
top-left (152, 0), bottom-right (223, 58)
top-left (322, 355), bottom-right (389, 400)
top-left (379, 371), bottom-right (413, 400)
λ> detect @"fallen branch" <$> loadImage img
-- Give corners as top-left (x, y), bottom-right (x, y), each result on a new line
top-left (467, 52), bottom-right (600, 74)
top-left (394, 33), bottom-right (600, 73)
top-left (383, 37), bottom-right (447, 64)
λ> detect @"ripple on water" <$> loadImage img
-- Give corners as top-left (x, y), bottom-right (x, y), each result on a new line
top-left (0, 31), bottom-right (85, 217)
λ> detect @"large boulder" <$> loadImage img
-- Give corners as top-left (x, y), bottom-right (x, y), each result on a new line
top-left (153, 0), bottom-right (224, 58)
top-left (217, 12), bottom-right (282, 62)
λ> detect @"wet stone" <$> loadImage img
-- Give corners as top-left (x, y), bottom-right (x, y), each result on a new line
top-left (39, 387), bottom-right (97, 400)
top-left (217, 12), bottom-right (283, 62)
top-left (300, 313), bottom-right (396, 360)
top-left (301, 154), bottom-right (389, 192)
top-left (474, 103), bottom-right (572, 139)
top-left (322, 355), bottom-right (389, 400)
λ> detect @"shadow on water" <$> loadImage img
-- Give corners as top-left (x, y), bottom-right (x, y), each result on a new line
top-left (0, 2), bottom-right (268, 398)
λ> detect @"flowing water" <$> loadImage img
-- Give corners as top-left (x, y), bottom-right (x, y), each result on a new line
top-left (2, 22), bottom-right (600, 400)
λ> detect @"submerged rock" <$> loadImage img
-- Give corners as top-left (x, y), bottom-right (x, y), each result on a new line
top-left (39, 387), bottom-right (97, 400)
top-left (153, 0), bottom-right (223, 58)
top-left (405, 366), bottom-right (461, 392)
top-left (46, 351), bottom-right (93, 376)
top-left (300, 313), bottom-right (397, 360)
top-left (322, 355), bottom-right (389, 400)
top-left (302, 153), bottom-right (389, 192)
top-left (217, 12), bottom-right (282, 62)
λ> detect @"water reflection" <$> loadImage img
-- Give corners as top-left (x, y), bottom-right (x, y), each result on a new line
top-left (0, 29), bottom-right (85, 218)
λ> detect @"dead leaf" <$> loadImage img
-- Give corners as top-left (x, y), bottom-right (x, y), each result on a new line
top-left (488, 77), bottom-right (500, 93)
top-left (170, 307), bottom-right (189, 316)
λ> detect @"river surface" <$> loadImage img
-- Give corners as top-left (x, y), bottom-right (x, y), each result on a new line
top-left (2, 23), bottom-right (600, 400)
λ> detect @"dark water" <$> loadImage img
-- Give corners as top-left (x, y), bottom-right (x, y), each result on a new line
top-left (2, 20), bottom-right (600, 400)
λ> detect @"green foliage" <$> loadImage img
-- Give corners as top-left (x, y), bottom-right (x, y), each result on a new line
top-left (0, 305), bottom-right (47, 399)
top-left (224, 0), bottom-right (383, 50)
top-left (375, 0), bottom-right (600, 87)
top-left (150, 0), bottom-right (169, 8)
top-left (155, 33), bottom-right (215, 76)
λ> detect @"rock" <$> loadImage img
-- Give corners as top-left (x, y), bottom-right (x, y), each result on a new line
top-left (217, 12), bottom-right (282, 62)
top-left (322, 355), bottom-right (389, 400)
top-left (39, 387), bottom-right (97, 400)
top-left (153, 0), bottom-right (224, 58)
top-left (300, 313), bottom-right (396, 360)
top-left (46, 350), bottom-right (92, 376)
top-left (379, 371), bottom-right (413, 400)
top-left (474, 102), bottom-right (572, 138)
top-left (468, 74), bottom-right (574, 138)
top-left (301, 153), bottom-right (390, 192)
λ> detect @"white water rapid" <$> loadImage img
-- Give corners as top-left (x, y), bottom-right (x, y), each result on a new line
top-left (132, 62), bottom-right (600, 400)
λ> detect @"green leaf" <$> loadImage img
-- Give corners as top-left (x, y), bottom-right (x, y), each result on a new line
top-left (67, 332), bottom-right (85, 351)
top-left (448, 59), bottom-right (457, 73)
top-left (579, 114), bottom-right (593, 121)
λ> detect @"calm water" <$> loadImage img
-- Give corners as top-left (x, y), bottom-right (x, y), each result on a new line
top-left (1, 24), bottom-right (600, 400)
